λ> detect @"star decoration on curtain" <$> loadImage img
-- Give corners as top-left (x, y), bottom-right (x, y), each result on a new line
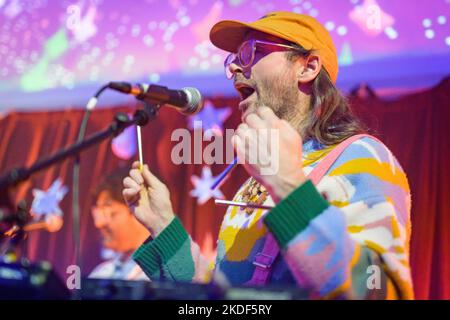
top-left (31, 178), bottom-right (68, 218)
top-left (188, 100), bottom-right (232, 139)
top-left (190, 166), bottom-right (225, 205)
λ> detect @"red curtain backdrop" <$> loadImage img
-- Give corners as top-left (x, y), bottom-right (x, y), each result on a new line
top-left (0, 77), bottom-right (449, 299)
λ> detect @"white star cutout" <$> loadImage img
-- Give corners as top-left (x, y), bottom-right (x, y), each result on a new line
top-left (190, 166), bottom-right (225, 205)
top-left (31, 178), bottom-right (68, 218)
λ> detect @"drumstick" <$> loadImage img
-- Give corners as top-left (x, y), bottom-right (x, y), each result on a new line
top-left (210, 156), bottom-right (238, 190)
top-left (137, 125), bottom-right (144, 172)
top-left (137, 125), bottom-right (148, 207)
top-left (215, 199), bottom-right (274, 210)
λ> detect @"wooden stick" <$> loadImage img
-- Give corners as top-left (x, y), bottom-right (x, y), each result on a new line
top-left (215, 199), bottom-right (274, 210)
top-left (210, 156), bottom-right (238, 190)
top-left (137, 125), bottom-right (144, 172)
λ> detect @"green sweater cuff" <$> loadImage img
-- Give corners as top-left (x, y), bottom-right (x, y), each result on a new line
top-left (133, 216), bottom-right (188, 275)
top-left (264, 179), bottom-right (329, 248)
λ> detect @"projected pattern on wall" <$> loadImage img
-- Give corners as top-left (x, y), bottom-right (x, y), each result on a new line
top-left (0, 0), bottom-right (449, 104)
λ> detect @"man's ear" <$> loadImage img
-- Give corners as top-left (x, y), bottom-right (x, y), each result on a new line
top-left (297, 54), bottom-right (321, 84)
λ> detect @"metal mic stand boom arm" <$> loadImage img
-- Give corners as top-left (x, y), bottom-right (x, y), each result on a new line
top-left (0, 108), bottom-right (153, 192)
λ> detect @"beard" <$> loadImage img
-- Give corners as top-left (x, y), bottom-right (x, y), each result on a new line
top-left (254, 69), bottom-right (305, 133)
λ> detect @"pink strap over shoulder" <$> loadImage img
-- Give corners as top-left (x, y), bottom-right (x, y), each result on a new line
top-left (308, 134), bottom-right (382, 184)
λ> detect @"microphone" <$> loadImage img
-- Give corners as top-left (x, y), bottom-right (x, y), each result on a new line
top-left (24, 215), bottom-right (63, 233)
top-left (2, 214), bottom-right (63, 237)
top-left (108, 82), bottom-right (202, 115)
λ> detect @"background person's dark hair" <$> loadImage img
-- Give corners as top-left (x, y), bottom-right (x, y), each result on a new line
top-left (286, 44), bottom-right (366, 146)
top-left (93, 166), bottom-right (131, 203)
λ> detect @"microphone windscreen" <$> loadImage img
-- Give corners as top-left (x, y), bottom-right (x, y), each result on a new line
top-left (182, 87), bottom-right (202, 114)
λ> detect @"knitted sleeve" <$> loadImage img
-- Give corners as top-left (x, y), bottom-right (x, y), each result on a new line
top-left (132, 217), bottom-right (213, 283)
top-left (264, 137), bottom-right (414, 299)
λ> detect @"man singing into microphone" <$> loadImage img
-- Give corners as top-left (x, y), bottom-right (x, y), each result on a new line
top-left (122, 12), bottom-right (413, 299)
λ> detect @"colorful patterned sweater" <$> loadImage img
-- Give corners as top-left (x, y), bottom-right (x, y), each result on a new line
top-left (133, 136), bottom-right (414, 299)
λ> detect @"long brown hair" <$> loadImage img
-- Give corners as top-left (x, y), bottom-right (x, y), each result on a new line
top-left (287, 45), bottom-right (366, 146)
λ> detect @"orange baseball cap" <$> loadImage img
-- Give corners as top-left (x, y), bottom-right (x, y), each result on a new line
top-left (210, 11), bottom-right (339, 83)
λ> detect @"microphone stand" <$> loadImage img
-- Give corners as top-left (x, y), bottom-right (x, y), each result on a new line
top-left (0, 95), bottom-right (159, 299)
top-left (0, 200), bottom-right (29, 262)
top-left (0, 103), bottom-right (159, 261)
top-left (0, 106), bottom-right (156, 192)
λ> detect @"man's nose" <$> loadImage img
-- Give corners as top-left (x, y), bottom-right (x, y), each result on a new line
top-left (229, 61), bottom-right (243, 78)
top-left (93, 217), bottom-right (107, 229)
top-left (92, 210), bottom-right (109, 228)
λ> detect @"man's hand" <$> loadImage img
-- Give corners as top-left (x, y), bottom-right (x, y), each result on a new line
top-left (122, 161), bottom-right (175, 238)
top-left (232, 106), bottom-right (307, 203)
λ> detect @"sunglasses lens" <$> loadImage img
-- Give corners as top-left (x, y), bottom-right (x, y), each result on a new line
top-left (224, 53), bottom-right (236, 79)
top-left (223, 40), bottom-right (255, 79)
top-left (239, 41), bottom-right (254, 67)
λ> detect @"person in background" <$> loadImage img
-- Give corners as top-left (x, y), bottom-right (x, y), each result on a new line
top-left (89, 167), bottom-right (150, 281)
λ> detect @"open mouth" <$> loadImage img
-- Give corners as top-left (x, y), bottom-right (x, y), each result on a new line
top-left (234, 83), bottom-right (256, 101)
